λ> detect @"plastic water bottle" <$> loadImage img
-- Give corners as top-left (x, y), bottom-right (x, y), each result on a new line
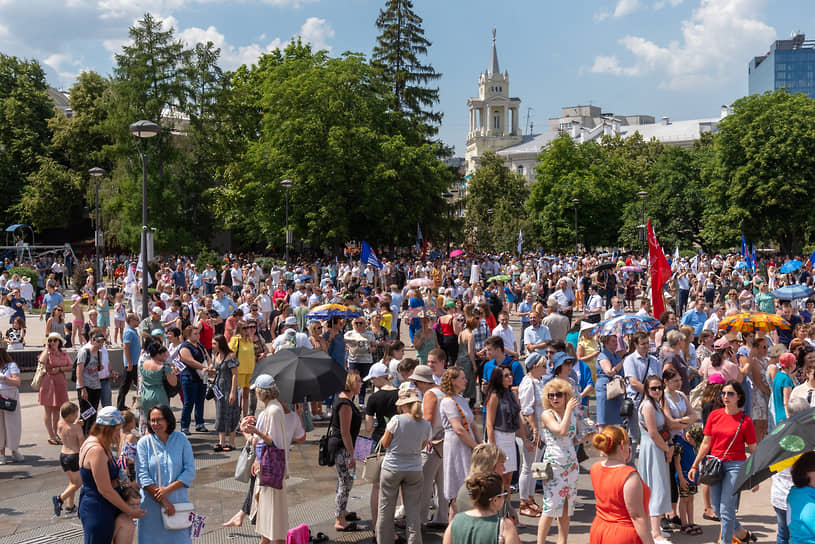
top-left (349, 467), bottom-right (356, 480)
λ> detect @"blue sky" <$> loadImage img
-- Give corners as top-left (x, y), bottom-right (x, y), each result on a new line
top-left (0, 0), bottom-right (812, 153)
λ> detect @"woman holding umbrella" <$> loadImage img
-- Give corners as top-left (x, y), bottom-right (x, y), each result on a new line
top-left (688, 380), bottom-right (758, 544)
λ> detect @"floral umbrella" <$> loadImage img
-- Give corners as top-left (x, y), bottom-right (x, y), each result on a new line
top-left (718, 311), bottom-right (791, 333)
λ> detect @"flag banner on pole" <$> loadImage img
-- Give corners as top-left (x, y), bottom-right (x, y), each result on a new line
top-left (752, 244), bottom-right (758, 270)
top-left (360, 241), bottom-right (383, 270)
top-left (517, 229), bottom-right (523, 255)
top-left (741, 233), bottom-right (748, 259)
top-left (648, 221), bottom-right (672, 319)
top-left (416, 223), bottom-right (423, 252)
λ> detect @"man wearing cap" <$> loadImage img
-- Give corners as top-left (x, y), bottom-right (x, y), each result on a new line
top-left (523, 311), bottom-right (551, 358)
top-left (623, 331), bottom-right (661, 443)
top-left (491, 311), bottom-right (518, 359)
top-left (518, 352), bottom-right (547, 514)
top-left (272, 316), bottom-right (313, 350)
top-left (139, 307), bottom-right (164, 339)
top-left (542, 300), bottom-right (569, 343)
top-left (201, 264), bottom-right (217, 295)
top-left (409, 365), bottom-right (448, 528)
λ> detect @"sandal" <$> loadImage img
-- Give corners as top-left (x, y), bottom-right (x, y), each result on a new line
top-left (223, 445), bottom-right (234, 452)
top-left (213, 444), bottom-right (224, 452)
top-left (48, 438), bottom-right (59, 446)
top-left (335, 522), bottom-right (358, 532)
top-left (529, 501), bottom-right (543, 513)
top-left (345, 512), bottom-right (360, 522)
top-left (703, 512), bottom-right (720, 522)
top-left (681, 525), bottom-right (702, 535)
top-left (689, 524), bottom-right (703, 535)
top-left (519, 505), bottom-right (540, 518)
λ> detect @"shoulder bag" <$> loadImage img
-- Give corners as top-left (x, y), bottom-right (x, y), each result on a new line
top-left (606, 376), bottom-right (627, 400)
top-left (234, 440), bottom-right (255, 483)
top-left (362, 441), bottom-right (386, 484)
top-left (698, 412), bottom-right (744, 485)
top-left (258, 407), bottom-right (287, 489)
top-left (148, 435), bottom-right (194, 530)
top-left (31, 356), bottom-right (46, 390)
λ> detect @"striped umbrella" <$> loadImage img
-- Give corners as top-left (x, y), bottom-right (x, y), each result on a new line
top-left (718, 311), bottom-right (791, 333)
top-left (588, 314), bottom-right (661, 337)
top-left (306, 304), bottom-right (361, 320)
top-left (771, 285), bottom-right (815, 300)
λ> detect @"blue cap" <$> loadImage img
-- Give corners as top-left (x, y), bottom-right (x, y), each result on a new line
top-left (96, 406), bottom-right (125, 426)
top-left (551, 352), bottom-right (575, 373)
top-left (525, 352), bottom-right (543, 371)
top-left (250, 374), bottom-right (276, 390)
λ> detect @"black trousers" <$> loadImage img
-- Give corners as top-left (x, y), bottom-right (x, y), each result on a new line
top-left (117, 366), bottom-right (139, 411)
top-left (78, 388), bottom-right (101, 435)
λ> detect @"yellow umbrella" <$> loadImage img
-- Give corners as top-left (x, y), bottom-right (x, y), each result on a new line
top-left (718, 311), bottom-right (791, 333)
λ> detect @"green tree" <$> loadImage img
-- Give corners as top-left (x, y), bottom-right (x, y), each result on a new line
top-left (0, 53), bottom-right (55, 223)
top-left (464, 152), bottom-right (529, 252)
top-left (14, 157), bottom-right (83, 230)
top-left (703, 90), bottom-right (815, 253)
top-left (372, 0), bottom-right (442, 136)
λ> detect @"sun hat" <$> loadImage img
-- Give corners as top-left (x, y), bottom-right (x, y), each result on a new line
top-left (71, 294), bottom-right (81, 301)
top-left (580, 321), bottom-right (595, 333)
top-left (708, 373), bottom-right (726, 384)
top-left (407, 365), bottom-right (435, 384)
top-left (551, 351), bottom-right (575, 372)
top-left (445, 300), bottom-right (456, 308)
top-left (395, 388), bottom-right (421, 406)
top-left (46, 332), bottom-right (64, 346)
top-left (96, 406), bottom-right (125, 426)
top-left (250, 374), bottom-right (276, 390)
top-left (364, 362), bottom-right (390, 382)
top-left (284, 316), bottom-right (297, 327)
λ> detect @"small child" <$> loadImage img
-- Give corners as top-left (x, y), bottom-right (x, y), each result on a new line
top-left (118, 410), bottom-right (139, 484)
top-left (53, 401), bottom-right (84, 516)
top-left (70, 294), bottom-right (84, 347)
top-left (674, 423), bottom-right (704, 535)
top-left (113, 293), bottom-right (126, 345)
top-left (113, 486), bottom-right (141, 544)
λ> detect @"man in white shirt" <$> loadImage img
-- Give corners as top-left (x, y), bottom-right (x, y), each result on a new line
top-left (604, 296), bottom-right (626, 321)
top-left (491, 311), bottom-right (519, 359)
top-left (622, 331), bottom-right (661, 443)
top-left (636, 297), bottom-right (652, 317)
top-left (272, 316), bottom-right (313, 349)
top-left (161, 300), bottom-right (181, 328)
top-left (703, 304), bottom-right (725, 333)
top-left (523, 312), bottom-right (552, 358)
top-left (583, 284), bottom-right (604, 324)
top-left (427, 349), bottom-right (447, 386)
top-left (289, 285), bottom-right (303, 308)
top-left (229, 262), bottom-right (243, 296)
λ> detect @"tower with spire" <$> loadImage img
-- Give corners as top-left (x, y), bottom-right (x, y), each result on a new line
top-left (465, 28), bottom-right (523, 174)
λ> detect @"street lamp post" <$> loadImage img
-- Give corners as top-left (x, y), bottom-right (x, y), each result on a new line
top-left (443, 192), bottom-right (453, 254)
top-left (281, 179), bottom-right (293, 264)
top-left (637, 190), bottom-right (648, 257)
top-left (88, 167), bottom-right (105, 291)
top-left (129, 120), bottom-right (161, 319)
top-left (572, 198), bottom-right (580, 255)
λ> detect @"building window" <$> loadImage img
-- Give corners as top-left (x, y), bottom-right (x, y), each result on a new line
top-left (494, 116), bottom-right (500, 129)
top-left (517, 165), bottom-right (524, 175)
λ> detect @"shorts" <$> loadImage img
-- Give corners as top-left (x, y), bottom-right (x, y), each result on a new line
top-left (678, 483), bottom-right (698, 498)
top-left (60, 452), bottom-right (79, 472)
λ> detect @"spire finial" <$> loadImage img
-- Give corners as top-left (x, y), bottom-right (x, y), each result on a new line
top-left (488, 28), bottom-right (500, 77)
top-left (492, 27), bottom-right (496, 43)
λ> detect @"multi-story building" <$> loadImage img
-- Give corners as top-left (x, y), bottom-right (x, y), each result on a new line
top-left (749, 33), bottom-right (815, 99)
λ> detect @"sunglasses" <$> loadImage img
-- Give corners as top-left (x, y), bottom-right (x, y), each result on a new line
top-left (649, 386), bottom-right (664, 392)
top-left (491, 491), bottom-right (509, 500)
top-left (47, 339), bottom-right (61, 344)
top-left (548, 392), bottom-right (564, 399)
top-left (721, 390), bottom-right (737, 397)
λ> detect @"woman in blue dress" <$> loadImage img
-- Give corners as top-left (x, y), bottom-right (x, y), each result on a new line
top-left (638, 375), bottom-right (673, 544)
top-left (595, 334), bottom-right (624, 428)
top-left (408, 291), bottom-right (425, 342)
top-left (137, 404), bottom-right (196, 544)
top-left (78, 406), bottom-right (144, 544)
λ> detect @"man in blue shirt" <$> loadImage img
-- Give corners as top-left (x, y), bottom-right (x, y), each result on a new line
top-left (117, 313), bottom-right (142, 410)
top-left (679, 297), bottom-right (708, 340)
top-left (212, 287), bottom-right (238, 319)
top-left (517, 292), bottom-right (534, 356)
top-left (481, 336), bottom-right (524, 410)
top-left (39, 282), bottom-right (64, 321)
top-left (171, 264), bottom-right (186, 290)
top-left (324, 317), bottom-right (347, 367)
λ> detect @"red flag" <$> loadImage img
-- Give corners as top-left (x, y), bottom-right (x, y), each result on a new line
top-left (648, 220), bottom-right (672, 319)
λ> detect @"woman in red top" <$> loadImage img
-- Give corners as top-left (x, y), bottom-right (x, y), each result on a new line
top-left (688, 380), bottom-right (758, 544)
top-left (590, 425), bottom-right (654, 544)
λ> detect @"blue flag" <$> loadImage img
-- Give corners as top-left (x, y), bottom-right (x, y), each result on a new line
top-left (752, 244), bottom-right (757, 270)
top-left (809, 250), bottom-right (815, 267)
top-left (741, 233), bottom-right (747, 259)
top-left (360, 241), bottom-right (383, 270)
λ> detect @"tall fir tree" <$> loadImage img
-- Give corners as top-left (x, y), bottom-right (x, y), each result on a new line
top-left (372, 0), bottom-right (442, 137)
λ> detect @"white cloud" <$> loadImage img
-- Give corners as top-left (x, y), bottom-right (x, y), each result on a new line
top-left (298, 16), bottom-right (333, 52)
top-left (96, 0), bottom-right (189, 20)
top-left (178, 24), bottom-right (282, 69)
top-left (595, 0), bottom-right (640, 21)
top-left (589, 0), bottom-right (775, 89)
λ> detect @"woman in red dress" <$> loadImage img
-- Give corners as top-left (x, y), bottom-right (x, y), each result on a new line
top-left (38, 332), bottom-right (73, 445)
top-left (590, 425), bottom-right (655, 544)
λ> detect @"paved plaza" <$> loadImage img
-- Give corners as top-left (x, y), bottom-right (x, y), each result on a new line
top-left (0, 310), bottom-right (778, 543)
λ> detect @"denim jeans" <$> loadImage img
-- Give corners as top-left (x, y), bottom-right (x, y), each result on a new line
top-left (180, 374), bottom-right (205, 430)
top-left (99, 378), bottom-right (112, 408)
top-left (710, 459), bottom-right (744, 544)
top-left (774, 506), bottom-right (790, 544)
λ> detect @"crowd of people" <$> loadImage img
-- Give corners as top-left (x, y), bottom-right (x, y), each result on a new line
top-left (4, 249), bottom-right (815, 544)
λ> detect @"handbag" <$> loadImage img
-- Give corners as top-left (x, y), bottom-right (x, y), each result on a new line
top-left (148, 435), bottom-right (194, 530)
top-left (606, 376), bottom-right (627, 400)
top-left (302, 402), bottom-right (314, 433)
top-left (234, 440), bottom-right (256, 483)
top-left (257, 407), bottom-right (288, 489)
top-left (31, 360), bottom-right (46, 390)
top-left (619, 397), bottom-right (634, 418)
top-left (530, 439), bottom-right (552, 481)
top-left (353, 435), bottom-right (375, 462)
top-left (0, 394), bottom-right (17, 412)
top-left (698, 412), bottom-right (744, 485)
top-left (362, 442), bottom-right (386, 484)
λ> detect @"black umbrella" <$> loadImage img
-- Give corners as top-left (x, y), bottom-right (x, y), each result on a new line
top-left (250, 348), bottom-right (347, 404)
top-left (733, 406), bottom-right (815, 493)
top-left (591, 262), bottom-right (616, 273)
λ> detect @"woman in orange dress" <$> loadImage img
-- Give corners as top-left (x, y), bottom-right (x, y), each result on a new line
top-left (38, 332), bottom-right (73, 445)
top-left (590, 425), bottom-right (656, 544)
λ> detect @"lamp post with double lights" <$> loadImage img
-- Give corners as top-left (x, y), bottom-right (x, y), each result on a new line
top-left (129, 120), bottom-right (161, 318)
top-left (88, 167), bottom-right (105, 290)
top-left (281, 179), bottom-right (293, 263)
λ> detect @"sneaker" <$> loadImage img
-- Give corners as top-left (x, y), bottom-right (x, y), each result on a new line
top-left (181, 428), bottom-right (191, 436)
top-left (11, 451), bottom-right (23, 463)
top-left (52, 496), bottom-right (63, 517)
top-left (64, 505), bottom-right (77, 515)
top-left (195, 425), bottom-right (209, 433)
top-left (654, 538), bottom-right (672, 544)
top-left (394, 505), bottom-right (405, 520)
top-left (660, 518), bottom-right (673, 533)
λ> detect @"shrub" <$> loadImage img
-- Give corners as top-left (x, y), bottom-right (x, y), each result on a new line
top-left (8, 266), bottom-right (39, 291)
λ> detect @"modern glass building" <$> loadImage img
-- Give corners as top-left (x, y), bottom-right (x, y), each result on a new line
top-left (748, 33), bottom-right (815, 98)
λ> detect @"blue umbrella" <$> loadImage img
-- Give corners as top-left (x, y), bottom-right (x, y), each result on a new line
top-left (296, 274), bottom-right (313, 282)
top-left (780, 260), bottom-right (803, 274)
top-left (588, 314), bottom-right (661, 337)
top-left (772, 285), bottom-right (815, 300)
top-left (734, 261), bottom-right (749, 270)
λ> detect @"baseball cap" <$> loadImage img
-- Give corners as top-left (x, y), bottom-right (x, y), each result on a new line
top-left (525, 352), bottom-right (544, 371)
top-left (408, 365), bottom-right (435, 384)
top-left (364, 362), bottom-right (390, 382)
top-left (151, 307), bottom-right (162, 315)
top-left (708, 373), bottom-right (726, 384)
top-left (96, 406), bottom-right (125, 426)
top-left (713, 337), bottom-right (731, 350)
top-left (250, 374), bottom-right (276, 390)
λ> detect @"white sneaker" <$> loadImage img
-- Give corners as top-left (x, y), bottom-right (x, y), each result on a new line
top-left (11, 451), bottom-right (23, 463)
top-left (0, 454), bottom-right (6, 465)
top-left (394, 505), bottom-right (405, 520)
top-left (654, 536), bottom-right (672, 544)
